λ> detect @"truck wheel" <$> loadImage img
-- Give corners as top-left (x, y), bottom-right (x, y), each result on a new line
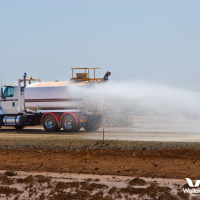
top-left (43, 115), bottom-right (58, 132)
top-left (14, 125), bottom-right (24, 130)
top-left (83, 122), bottom-right (101, 132)
top-left (62, 114), bottom-right (77, 132)
top-left (83, 115), bottom-right (102, 132)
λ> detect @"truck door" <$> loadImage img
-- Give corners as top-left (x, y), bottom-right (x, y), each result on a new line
top-left (1, 86), bottom-right (18, 114)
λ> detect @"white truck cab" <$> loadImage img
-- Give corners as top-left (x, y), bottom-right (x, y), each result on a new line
top-left (0, 73), bottom-right (41, 129)
top-left (0, 84), bottom-right (23, 115)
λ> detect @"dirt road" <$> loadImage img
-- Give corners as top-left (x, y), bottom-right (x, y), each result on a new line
top-left (1, 116), bottom-right (200, 142)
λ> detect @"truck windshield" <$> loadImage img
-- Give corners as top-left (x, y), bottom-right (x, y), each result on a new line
top-left (2, 87), bottom-right (14, 99)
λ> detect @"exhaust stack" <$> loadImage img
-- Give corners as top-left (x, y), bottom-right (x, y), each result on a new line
top-left (103, 71), bottom-right (111, 81)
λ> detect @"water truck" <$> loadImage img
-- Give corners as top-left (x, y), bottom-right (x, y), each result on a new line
top-left (0, 68), bottom-right (111, 132)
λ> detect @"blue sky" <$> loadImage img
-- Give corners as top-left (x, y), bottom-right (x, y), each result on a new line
top-left (1, 1), bottom-right (200, 91)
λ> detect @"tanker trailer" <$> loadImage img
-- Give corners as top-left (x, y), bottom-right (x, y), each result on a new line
top-left (0, 68), bottom-right (111, 132)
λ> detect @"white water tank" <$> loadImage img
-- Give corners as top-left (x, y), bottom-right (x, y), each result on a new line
top-left (24, 81), bottom-right (88, 111)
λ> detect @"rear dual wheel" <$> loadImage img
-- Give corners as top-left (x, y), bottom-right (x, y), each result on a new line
top-left (62, 114), bottom-right (79, 132)
top-left (83, 115), bottom-right (102, 132)
top-left (42, 114), bottom-right (80, 132)
top-left (83, 122), bottom-right (101, 131)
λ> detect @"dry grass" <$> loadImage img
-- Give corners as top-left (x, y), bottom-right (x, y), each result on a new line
top-left (51, 191), bottom-right (90, 200)
top-left (86, 178), bottom-right (92, 182)
top-left (39, 193), bottom-right (45, 200)
top-left (55, 181), bottom-right (80, 190)
top-left (35, 175), bottom-right (51, 183)
top-left (17, 175), bottom-right (34, 184)
top-left (4, 171), bottom-right (17, 176)
top-left (108, 186), bottom-right (118, 195)
top-left (128, 177), bottom-right (146, 186)
top-left (68, 181), bottom-right (80, 188)
top-left (0, 186), bottom-right (22, 197)
top-left (177, 191), bottom-right (190, 199)
top-left (0, 174), bottom-right (14, 185)
top-left (182, 183), bottom-right (193, 188)
top-left (91, 195), bottom-right (113, 200)
top-left (85, 178), bottom-right (100, 182)
top-left (81, 181), bottom-right (108, 191)
top-left (90, 195), bottom-right (103, 200)
top-left (158, 192), bottom-right (178, 200)
top-left (95, 190), bottom-right (104, 196)
top-left (119, 183), bottom-right (172, 199)
top-left (55, 182), bottom-right (66, 190)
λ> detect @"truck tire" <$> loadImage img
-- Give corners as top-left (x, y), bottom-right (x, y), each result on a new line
top-left (43, 115), bottom-right (58, 132)
top-left (83, 122), bottom-right (101, 132)
top-left (14, 125), bottom-right (24, 130)
top-left (83, 115), bottom-right (102, 132)
top-left (62, 114), bottom-right (78, 132)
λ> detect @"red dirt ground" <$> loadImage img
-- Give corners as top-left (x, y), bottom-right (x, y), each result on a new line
top-left (0, 148), bottom-right (199, 179)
